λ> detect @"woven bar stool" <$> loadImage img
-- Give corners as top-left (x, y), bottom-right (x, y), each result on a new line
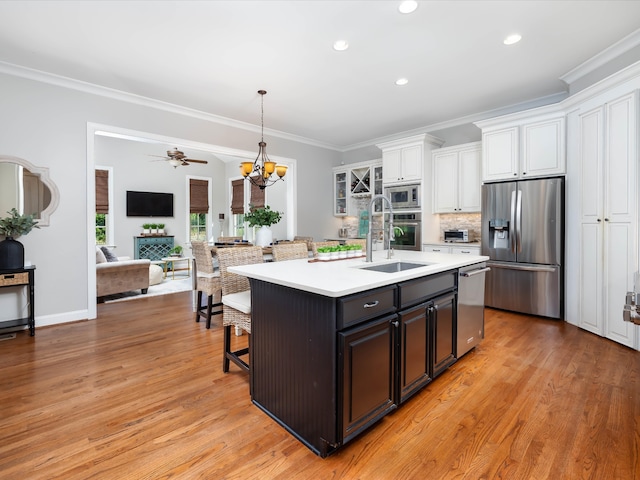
top-left (272, 242), bottom-right (309, 261)
top-left (216, 246), bottom-right (264, 373)
top-left (191, 241), bottom-right (222, 329)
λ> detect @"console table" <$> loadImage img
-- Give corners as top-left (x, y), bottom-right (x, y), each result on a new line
top-left (134, 236), bottom-right (174, 260)
top-left (0, 265), bottom-right (36, 336)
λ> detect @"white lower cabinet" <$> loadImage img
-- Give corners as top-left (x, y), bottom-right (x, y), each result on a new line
top-left (578, 92), bottom-right (639, 349)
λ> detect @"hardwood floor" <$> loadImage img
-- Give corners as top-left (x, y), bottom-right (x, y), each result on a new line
top-left (1, 292), bottom-right (639, 479)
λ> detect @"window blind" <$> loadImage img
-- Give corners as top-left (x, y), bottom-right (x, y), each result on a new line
top-left (190, 179), bottom-right (209, 214)
top-left (95, 169), bottom-right (109, 214)
top-left (231, 179), bottom-right (245, 214)
top-left (250, 177), bottom-right (265, 209)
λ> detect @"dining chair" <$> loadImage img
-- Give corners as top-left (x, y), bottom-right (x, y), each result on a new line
top-left (345, 238), bottom-right (367, 252)
top-left (191, 241), bottom-right (222, 329)
top-left (293, 235), bottom-right (314, 252)
top-left (217, 236), bottom-right (243, 243)
top-left (272, 242), bottom-right (309, 261)
top-left (216, 245), bottom-right (264, 373)
top-left (311, 241), bottom-right (340, 258)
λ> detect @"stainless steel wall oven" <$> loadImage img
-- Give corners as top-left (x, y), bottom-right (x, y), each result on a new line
top-left (390, 213), bottom-right (421, 251)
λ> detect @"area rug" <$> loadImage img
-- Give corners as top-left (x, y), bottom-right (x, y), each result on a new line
top-left (102, 276), bottom-right (193, 304)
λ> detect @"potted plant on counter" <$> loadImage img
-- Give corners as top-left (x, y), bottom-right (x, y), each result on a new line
top-left (244, 204), bottom-right (283, 247)
top-left (0, 208), bottom-right (40, 269)
top-left (169, 245), bottom-right (183, 257)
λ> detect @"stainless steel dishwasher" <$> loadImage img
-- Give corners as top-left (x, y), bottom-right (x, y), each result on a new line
top-left (457, 262), bottom-right (490, 357)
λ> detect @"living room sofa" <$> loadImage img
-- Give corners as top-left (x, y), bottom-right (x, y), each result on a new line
top-left (96, 247), bottom-right (151, 300)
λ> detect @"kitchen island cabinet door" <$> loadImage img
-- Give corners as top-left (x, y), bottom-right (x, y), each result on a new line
top-left (431, 292), bottom-right (457, 378)
top-left (399, 303), bottom-right (431, 403)
top-left (339, 314), bottom-right (397, 444)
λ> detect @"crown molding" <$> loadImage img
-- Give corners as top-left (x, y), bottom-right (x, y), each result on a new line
top-left (560, 28), bottom-right (640, 85)
top-left (0, 61), bottom-right (342, 152)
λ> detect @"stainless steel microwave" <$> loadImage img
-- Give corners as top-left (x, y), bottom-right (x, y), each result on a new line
top-left (444, 229), bottom-right (469, 243)
top-left (385, 184), bottom-right (420, 210)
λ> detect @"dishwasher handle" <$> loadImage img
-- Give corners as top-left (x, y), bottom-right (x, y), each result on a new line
top-left (460, 267), bottom-right (491, 278)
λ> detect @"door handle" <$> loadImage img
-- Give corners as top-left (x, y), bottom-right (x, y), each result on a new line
top-left (510, 190), bottom-right (517, 253)
top-left (460, 267), bottom-right (491, 277)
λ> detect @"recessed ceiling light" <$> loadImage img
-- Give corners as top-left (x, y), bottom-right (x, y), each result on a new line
top-left (333, 40), bottom-right (349, 51)
top-left (398, 1), bottom-right (418, 14)
top-left (503, 34), bottom-right (522, 45)
top-left (395, 78), bottom-right (409, 86)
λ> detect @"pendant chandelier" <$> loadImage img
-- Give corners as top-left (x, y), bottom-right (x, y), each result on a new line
top-left (240, 90), bottom-right (287, 190)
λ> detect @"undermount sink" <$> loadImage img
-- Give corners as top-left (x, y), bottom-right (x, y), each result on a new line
top-left (358, 261), bottom-right (433, 273)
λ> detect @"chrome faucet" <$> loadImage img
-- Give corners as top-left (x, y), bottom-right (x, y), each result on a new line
top-left (366, 194), bottom-right (394, 262)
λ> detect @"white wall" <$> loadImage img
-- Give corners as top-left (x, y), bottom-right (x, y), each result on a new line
top-left (0, 72), bottom-right (339, 328)
top-left (95, 136), bottom-right (225, 257)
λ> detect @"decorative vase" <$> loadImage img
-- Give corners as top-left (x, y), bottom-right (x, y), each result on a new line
top-left (0, 236), bottom-right (25, 269)
top-left (255, 225), bottom-right (273, 247)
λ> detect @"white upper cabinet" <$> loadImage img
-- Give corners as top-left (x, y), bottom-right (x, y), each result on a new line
top-left (481, 115), bottom-right (566, 182)
top-left (432, 142), bottom-right (481, 213)
top-left (482, 127), bottom-right (519, 181)
top-left (377, 135), bottom-right (424, 184)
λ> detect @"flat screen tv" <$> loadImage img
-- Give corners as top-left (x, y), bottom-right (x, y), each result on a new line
top-left (126, 190), bottom-right (174, 217)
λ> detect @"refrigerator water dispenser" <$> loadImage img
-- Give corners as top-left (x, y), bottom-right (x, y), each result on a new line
top-left (489, 219), bottom-right (509, 249)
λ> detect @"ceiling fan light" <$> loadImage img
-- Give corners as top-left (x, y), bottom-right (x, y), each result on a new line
top-left (169, 158), bottom-right (182, 167)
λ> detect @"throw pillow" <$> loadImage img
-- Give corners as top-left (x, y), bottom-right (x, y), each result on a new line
top-left (96, 246), bottom-right (107, 264)
top-left (101, 246), bottom-right (119, 262)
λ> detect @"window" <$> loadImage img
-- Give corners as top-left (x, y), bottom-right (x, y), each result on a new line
top-left (190, 213), bottom-right (207, 241)
top-left (230, 176), bottom-right (267, 239)
top-left (189, 178), bottom-right (210, 242)
top-left (95, 168), bottom-right (110, 245)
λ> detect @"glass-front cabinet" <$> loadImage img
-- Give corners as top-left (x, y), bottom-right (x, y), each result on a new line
top-left (372, 164), bottom-right (383, 213)
top-left (333, 161), bottom-right (382, 217)
top-left (334, 169), bottom-right (348, 216)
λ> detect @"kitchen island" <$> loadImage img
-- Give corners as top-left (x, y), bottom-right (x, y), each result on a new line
top-left (229, 249), bottom-right (488, 457)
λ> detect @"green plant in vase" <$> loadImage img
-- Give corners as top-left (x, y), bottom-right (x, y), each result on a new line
top-left (244, 205), bottom-right (283, 247)
top-left (0, 208), bottom-right (40, 269)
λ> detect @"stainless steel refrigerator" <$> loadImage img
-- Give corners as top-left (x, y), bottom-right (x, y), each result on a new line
top-left (481, 177), bottom-right (564, 319)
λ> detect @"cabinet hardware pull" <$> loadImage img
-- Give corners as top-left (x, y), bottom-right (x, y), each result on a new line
top-left (460, 267), bottom-right (491, 277)
top-left (392, 321), bottom-right (399, 327)
top-left (363, 301), bottom-right (379, 308)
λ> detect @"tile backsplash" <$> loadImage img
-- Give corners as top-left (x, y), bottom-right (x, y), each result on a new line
top-left (438, 213), bottom-right (481, 242)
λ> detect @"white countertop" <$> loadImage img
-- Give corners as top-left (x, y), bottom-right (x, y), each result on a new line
top-left (229, 249), bottom-right (489, 297)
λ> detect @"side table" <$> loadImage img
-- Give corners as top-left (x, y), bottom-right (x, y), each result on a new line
top-left (0, 265), bottom-right (36, 336)
top-left (162, 256), bottom-right (191, 280)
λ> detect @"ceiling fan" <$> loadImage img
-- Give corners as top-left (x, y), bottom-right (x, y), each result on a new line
top-left (149, 148), bottom-right (208, 168)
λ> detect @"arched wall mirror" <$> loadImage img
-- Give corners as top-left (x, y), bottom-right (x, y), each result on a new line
top-left (0, 155), bottom-right (60, 226)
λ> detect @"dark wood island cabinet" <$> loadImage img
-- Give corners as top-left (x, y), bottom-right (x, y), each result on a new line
top-left (230, 250), bottom-right (487, 457)
top-left (248, 269), bottom-right (460, 457)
